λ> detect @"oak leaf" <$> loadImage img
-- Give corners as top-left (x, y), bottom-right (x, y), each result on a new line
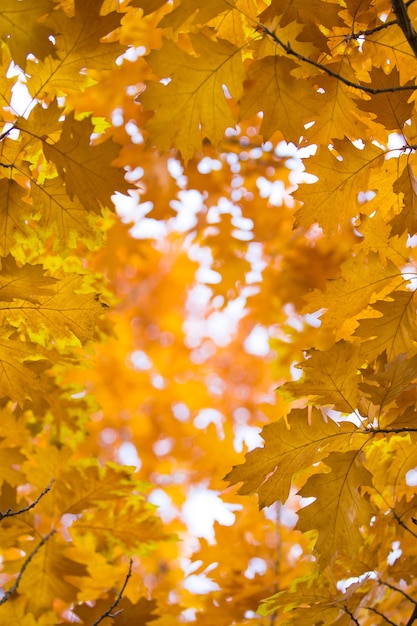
top-left (280, 341), bottom-right (361, 412)
top-left (355, 290), bottom-right (417, 361)
top-left (26, 0), bottom-right (124, 99)
top-left (297, 451), bottom-right (374, 566)
top-left (141, 35), bottom-right (244, 160)
top-left (294, 140), bottom-right (384, 234)
top-left (43, 113), bottom-right (129, 211)
top-left (225, 409), bottom-right (360, 507)
top-left (0, 0), bottom-right (55, 70)
top-left (0, 272), bottom-right (106, 349)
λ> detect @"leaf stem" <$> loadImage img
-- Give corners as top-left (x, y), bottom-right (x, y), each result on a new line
top-left (0, 480), bottom-right (54, 521)
top-left (91, 559), bottom-right (133, 626)
top-left (0, 530), bottom-right (56, 606)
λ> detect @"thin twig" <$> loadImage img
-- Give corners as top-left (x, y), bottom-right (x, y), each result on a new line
top-left (406, 605), bottom-right (417, 626)
top-left (379, 578), bottom-right (417, 607)
top-left (345, 18), bottom-right (398, 41)
top-left (343, 605), bottom-right (361, 625)
top-left (0, 480), bottom-right (55, 521)
top-left (261, 26), bottom-right (417, 94)
top-left (365, 606), bottom-right (398, 625)
top-left (391, 0), bottom-right (417, 57)
top-left (91, 559), bottom-right (133, 626)
top-left (0, 529), bottom-right (56, 606)
top-left (363, 427), bottom-right (417, 434)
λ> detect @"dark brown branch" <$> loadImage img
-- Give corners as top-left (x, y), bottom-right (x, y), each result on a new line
top-left (345, 18), bottom-right (397, 41)
top-left (391, 0), bottom-right (417, 57)
top-left (379, 579), bottom-right (417, 607)
top-left (406, 605), bottom-right (417, 626)
top-left (365, 606), bottom-right (398, 625)
top-left (0, 529), bottom-right (56, 606)
top-left (343, 606), bottom-right (361, 626)
top-left (261, 26), bottom-right (417, 94)
top-left (364, 427), bottom-right (417, 434)
top-left (391, 507), bottom-right (417, 540)
top-left (91, 559), bottom-right (133, 626)
top-left (0, 480), bottom-right (54, 521)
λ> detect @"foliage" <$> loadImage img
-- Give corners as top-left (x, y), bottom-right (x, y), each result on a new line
top-left (2, 0), bottom-right (417, 625)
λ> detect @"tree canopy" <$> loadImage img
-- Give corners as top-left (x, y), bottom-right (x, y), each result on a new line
top-left (1, 0), bottom-right (417, 624)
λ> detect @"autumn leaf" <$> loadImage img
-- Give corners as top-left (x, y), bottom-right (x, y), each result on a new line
top-left (0, 0), bottom-right (56, 70)
top-left (141, 34), bottom-right (244, 160)
top-left (26, 0), bottom-right (124, 99)
top-left (226, 409), bottom-right (360, 507)
top-left (240, 56), bottom-right (317, 144)
top-left (294, 139), bottom-right (384, 234)
top-left (43, 113), bottom-right (129, 211)
top-left (0, 272), bottom-right (106, 349)
top-left (355, 290), bottom-right (417, 361)
top-left (280, 342), bottom-right (361, 413)
top-left (297, 451), bottom-right (374, 567)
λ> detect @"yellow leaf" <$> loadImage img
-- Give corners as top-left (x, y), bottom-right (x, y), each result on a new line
top-left (294, 139), bottom-right (384, 234)
top-left (31, 177), bottom-right (104, 252)
top-left (159, 0), bottom-right (236, 30)
top-left (302, 250), bottom-right (401, 340)
top-left (141, 34), bottom-right (244, 160)
top-left (390, 161), bottom-right (417, 236)
top-left (355, 290), bottom-right (417, 361)
top-left (26, 0), bottom-right (124, 99)
top-left (0, 256), bottom-right (56, 303)
top-left (281, 341), bottom-right (361, 413)
top-left (240, 56), bottom-right (317, 144)
top-left (298, 451), bottom-right (374, 566)
top-left (0, 0), bottom-right (55, 69)
top-left (43, 114), bottom-right (128, 210)
top-left (0, 335), bottom-right (50, 405)
top-left (0, 272), bottom-right (106, 348)
top-left (226, 409), bottom-right (360, 507)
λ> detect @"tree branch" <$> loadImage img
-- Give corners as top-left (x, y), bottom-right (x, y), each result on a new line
top-left (391, 0), bottom-right (417, 57)
top-left (379, 578), bottom-right (417, 607)
top-left (343, 606), bottom-right (361, 626)
top-left (345, 18), bottom-right (398, 41)
top-left (0, 530), bottom-right (56, 606)
top-left (406, 605), bottom-right (417, 626)
top-left (91, 559), bottom-right (133, 626)
top-left (365, 606), bottom-right (398, 625)
top-left (0, 480), bottom-right (54, 521)
top-left (260, 26), bottom-right (417, 94)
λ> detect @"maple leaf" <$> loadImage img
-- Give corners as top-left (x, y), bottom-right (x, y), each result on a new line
top-left (297, 451), bottom-right (374, 567)
top-left (43, 113), bottom-right (129, 211)
top-left (141, 34), bottom-right (245, 160)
